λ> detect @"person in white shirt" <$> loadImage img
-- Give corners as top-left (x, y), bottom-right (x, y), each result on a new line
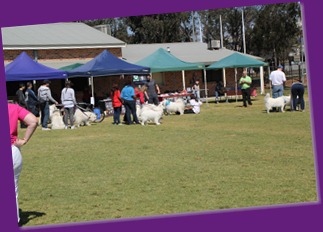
top-left (61, 80), bottom-right (77, 129)
top-left (269, 65), bottom-right (286, 98)
top-left (38, 79), bottom-right (58, 130)
top-left (192, 80), bottom-right (201, 101)
top-left (184, 95), bottom-right (203, 114)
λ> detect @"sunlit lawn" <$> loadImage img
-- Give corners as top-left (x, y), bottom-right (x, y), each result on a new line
top-left (18, 89), bottom-right (317, 227)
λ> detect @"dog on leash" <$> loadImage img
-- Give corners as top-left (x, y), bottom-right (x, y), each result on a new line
top-left (74, 108), bottom-right (97, 127)
top-left (136, 104), bottom-right (142, 121)
top-left (264, 93), bottom-right (287, 113)
top-left (140, 103), bottom-right (164, 125)
top-left (38, 104), bottom-right (58, 126)
top-left (282, 95), bottom-right (291, 110)
top-left (50, 109), bottom-right (65, 129)
top-left (162, 98), bottom-right (185, 115)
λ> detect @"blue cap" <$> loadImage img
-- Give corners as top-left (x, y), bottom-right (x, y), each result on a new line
top-left (278, 65), bottom-right (284, 69)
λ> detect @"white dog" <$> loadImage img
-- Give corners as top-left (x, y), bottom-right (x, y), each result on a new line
top-left (140, 103), bottom-right (164, 125)
top-left (74, 108), bottom-right (97, 127)
top-left (264, 93), bottom-right (286, 113)
top-left (162, 98), bottom-right (185, 115)
top-left (50, 109), bottom-right (65, 130)
top-left (282, 95), bottom-right (291, 110)
top-left (136, 104), bottom-right (142, 120)
top-left (38, 104), bottom-right (59, 126)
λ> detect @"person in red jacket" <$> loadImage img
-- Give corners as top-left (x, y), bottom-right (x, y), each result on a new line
top-left (110, 84), bottom-right (123, 125)
top-left (134, 86), bottom-right (145, 105)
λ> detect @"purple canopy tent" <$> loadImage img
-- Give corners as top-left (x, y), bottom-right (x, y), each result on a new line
top-left (5, 52), bottom-right (67, 81)
top-left (67, 49), bottom-right (150, 105)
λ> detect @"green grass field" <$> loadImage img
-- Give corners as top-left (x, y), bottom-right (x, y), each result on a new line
top-left (18, 90), bottom-right (318, 227)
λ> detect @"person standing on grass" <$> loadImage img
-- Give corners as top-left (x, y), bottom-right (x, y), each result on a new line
top-left (8, 103), bottom-right (38, 224)
top-left (239, 70), bottom-right (253, 107)
top-left (25, 82), bottom-right (40, 117)
top-left (135, 86), bottom-right (145, 106)
top-left (16, 83), bottom-right (28, 128)
top-left (61, 80), bottom-right (77, 129)
top-left (291, 78), bottom-right (305, 112)
top-left (145, 74), bottom-right (160, 105)
top-left (192, 79), bottom-right (201, 101)
top-left (269, 65), bottom-right (286, 98)
top-left (38, 79), bottom-right (58, 130)
top-left (110, 84), bottom-right (123, 125)
top-left (120, 79), bottom-right (140, 125)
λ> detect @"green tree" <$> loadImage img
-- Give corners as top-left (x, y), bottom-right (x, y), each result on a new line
top-left (80, 18), bottom-right (130, 43)
top-left (198, 8), bottom-right (227, 43)
top-left (250, 3), bottom-right (301, 67)
top-left (79, 3), bottom-right (301, 66)
top-left (198, 7), bottom-right (258, 52)
top-left (126, 12), bottom-right (192, 43)
top-left (112, 18), bottom-right (130, 43)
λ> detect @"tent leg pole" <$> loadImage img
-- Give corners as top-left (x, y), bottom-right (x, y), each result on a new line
top-left (203, 68), bottom-right (208, 106)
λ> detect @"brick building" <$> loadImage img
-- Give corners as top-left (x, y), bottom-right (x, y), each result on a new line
top-left (2, 22), bottom-right (126, 101)
top-left (2, 22), bottom-right (265, 102)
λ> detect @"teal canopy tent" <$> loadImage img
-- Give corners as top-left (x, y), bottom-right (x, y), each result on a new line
top-left (136, 48), bottom-right (205, 92)
top-left (59, 63), bottom-right (84, 71)
top-left (207, 52), bottom-right (267, 70)
top-left (207, 52), bottom-right (268, 101)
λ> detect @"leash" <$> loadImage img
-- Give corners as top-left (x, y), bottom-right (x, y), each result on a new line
top-left (75, 104), bottom-right (92, 120)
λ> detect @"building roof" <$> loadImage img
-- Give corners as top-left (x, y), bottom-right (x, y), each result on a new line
top-left (122, 42), bottom-right (264, 66)
top-left (2, 23), bottom-right (264, 69)
top-left (1, 22), bottom-right (126, 50)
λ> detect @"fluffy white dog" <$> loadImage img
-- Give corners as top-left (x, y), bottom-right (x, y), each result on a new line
top-left (140, 103), bottom-right (164, 125)
top-left (264, 93), bottom-right (286, 113)
top-left (136, 104), bottom-right (142, 120)
top-left (162, 98), bottom-right (185, 115)
top-left (50, 109), bottom-right (65, 130)
top-left (49, 104), bottom-right (57, 116)
top-left (282, 95), bottom-right (291, 110)
top-left (38, 104), bottom-right (58, 126)
top-left (74, 108), bottom-right (97, 127)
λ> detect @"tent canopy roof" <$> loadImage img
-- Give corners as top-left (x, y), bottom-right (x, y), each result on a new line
top-left (136, 48), bottom-right (205, 73)
top-left (59, 63), bottom-right (84, 71)
top-left (67, 49), bottom-right (150, 77)
top-left (5, 52), bottom-right (68, 81)
top-left (206, 52), bottom-right (268, 70)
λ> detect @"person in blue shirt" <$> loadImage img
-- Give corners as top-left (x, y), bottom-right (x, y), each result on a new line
top-left (120, 79), bottom-right (140, 125)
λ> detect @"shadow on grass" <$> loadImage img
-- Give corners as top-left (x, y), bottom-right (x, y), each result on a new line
top-left (18, 208), bottom-right (46, 227)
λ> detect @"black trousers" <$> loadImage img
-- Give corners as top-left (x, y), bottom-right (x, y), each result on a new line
top-left (123, 100), bottom-right (139, 124)
top-left (241, 88), bottom-right (252, 107)
top-left (291, 83), bottom-right (305, 111)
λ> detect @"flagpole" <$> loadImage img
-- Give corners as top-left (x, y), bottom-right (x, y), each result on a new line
top-left (198, 14), bottom-right (203, 42)
top-left (220, 15), bottom-right (224, 48)
top-left (241, 7), bottom-right (246, 54)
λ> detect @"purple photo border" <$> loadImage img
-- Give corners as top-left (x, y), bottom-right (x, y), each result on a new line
top-left (0, 0), bottom-right (322, 231)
